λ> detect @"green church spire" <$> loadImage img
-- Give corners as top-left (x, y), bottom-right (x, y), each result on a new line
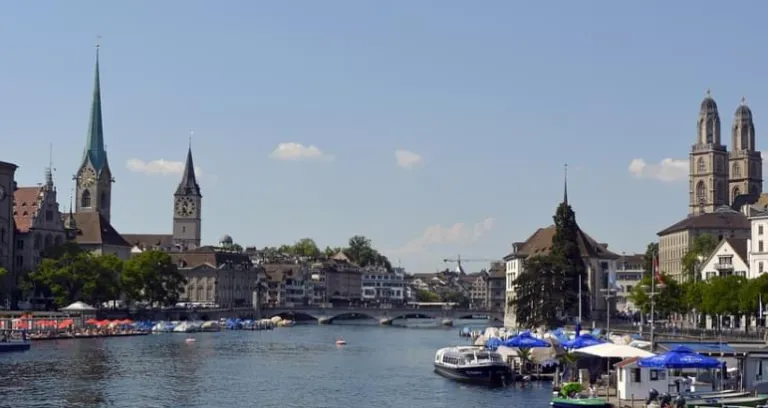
top-left (81, 40), bottom-right (108, 173)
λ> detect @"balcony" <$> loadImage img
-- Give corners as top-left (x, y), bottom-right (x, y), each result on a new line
top-left (714, 263), bottom-right (734, 271)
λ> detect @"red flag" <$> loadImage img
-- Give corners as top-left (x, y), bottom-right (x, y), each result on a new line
top-left (653, 256), bottom-right (664, 284)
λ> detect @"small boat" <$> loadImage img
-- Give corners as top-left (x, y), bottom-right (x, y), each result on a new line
top-left (433, 346), bottom-right (511, 386)
top-left (185, 337), bottom-right (196, 343)
top-left (0, 341), bottom-right (31, 353)
top-left (550, 397), bottom-right (612, 408)
top-left (683, 395), bottom-right (768, 407)
top-left (336, 339), bottom-right (346, 345)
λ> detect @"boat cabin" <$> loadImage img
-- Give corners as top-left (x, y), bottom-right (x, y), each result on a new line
top-left (434, 346), bottom-right (504, 367)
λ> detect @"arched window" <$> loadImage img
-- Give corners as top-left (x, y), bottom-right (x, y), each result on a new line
top-left (706, 121), bottom-right (715, 143)
top-left (715, 181), bottom-right (723, 202)
top-left (81, 190), bottom-right (91, 208)
top-left (696, 181), bottom-right (707, 204)
top-left (697, 158), bottom-right (706, 173)
top-left (733, 187), bottom-right (741, 199)
top-left (733, 163), bottom-right (742, 178)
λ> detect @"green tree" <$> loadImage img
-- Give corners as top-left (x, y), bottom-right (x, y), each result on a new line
top-left (549, 199), bottom-right (588, 320)
top-left (292, 238), bottom-right (321, 258)
top-left (324, 246), bottom-right (341, 258)
top-left (512, 254), bottom-right (565, 328)
top-left (643, 242), bottom-right (659, 276)
top-left (629, 273), bottom-right (683, 318)
top-left (123, 250), bottom-right (187, 307)
top-left (415, 289), bottom-right (441, 302)
top-left (682, 234), bottom-right (718, 281)
top-left (701, 275), bottom-right (744, 330)
top-left (344, 235), bottom-right (392, 270)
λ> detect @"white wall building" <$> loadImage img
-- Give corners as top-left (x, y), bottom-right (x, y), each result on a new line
top-left (749, 208), bottom-right (768, 277)
top-left (615, 254), bottom-right (644, 313)
top-left (700, 238), bottom-right (749, 280)
top-left (361, 266), bottom-right (405, 304)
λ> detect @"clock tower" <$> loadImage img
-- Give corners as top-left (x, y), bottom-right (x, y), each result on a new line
top-left (172, 146), bottom-right (202, 250)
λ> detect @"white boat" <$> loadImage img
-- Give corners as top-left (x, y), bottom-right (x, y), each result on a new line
top-left (172, 322), bottom-right (198, 333)
top-left (433, 346), bottom-right (511, 386)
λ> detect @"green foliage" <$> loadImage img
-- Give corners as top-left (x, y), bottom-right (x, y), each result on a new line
top-left (292, 238), bottom-right (321, 258)
top-left (27, 243), bottom-right (121, 308)
top-left (550, 201), bottom-right (589, 320)
top-left (266, 236), bottom-right (392, 270)
top-left (512, 254), bottom-right (567, 328)
top-left (682, 234), bottom-right (718, 281)
top-left (416, 289), bottom-right (441, 302)
top-left (123, 250), bottom-right (187, 307)
top-left (628, 272), bottom-right (684, 316)
top-left (643, 242), bottom-right (659, 276)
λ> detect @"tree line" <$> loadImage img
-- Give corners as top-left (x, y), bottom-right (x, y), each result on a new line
top-left (21, 242), bottom-right (186, 309)
top-left (254, 235), bottom-right (394, 270)
top-left (509, 198), bottom-right (590, 328)
top-left (629, 235), bottom-right (768, 330)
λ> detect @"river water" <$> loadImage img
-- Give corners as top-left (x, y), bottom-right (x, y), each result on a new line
top-left (0, 322), bottom-right (553, 408)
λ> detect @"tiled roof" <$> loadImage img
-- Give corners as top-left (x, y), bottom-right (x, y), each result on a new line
top-left (504, 225), bottom-right (619, 260)
top-left (13, 187), bottom-right (43, 233)
top-left (121, 233), bottom-right (173, 249)
top-left (657, 208), bottom-right (750, 236)
top-left (726, 238), bottom-right (748, 264)
top-left (170, 246), bottom-right (253, 269)
top-left (66, 212), bottom-right (131, 247)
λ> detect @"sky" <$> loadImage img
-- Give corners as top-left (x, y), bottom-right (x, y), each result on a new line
top-left (1, 1), bottom-right (767, 274)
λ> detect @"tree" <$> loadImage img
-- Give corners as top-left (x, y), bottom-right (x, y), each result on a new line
top-left (123, 250), bottom-right (187, 307)
top-left (643, 242), bottom-right (659, 276)
top-left (682, 234), bottom-right (718, 281)
top-left (324, 246), bottom-right (341, 258)
top-left (512, 254), bottom-right (566, 328)
top-left (629, 272), bottom-right (683, 318)
top-left (343, 235), bottom-right (392, 270)
top-left (415, 289), bottom-right (441, 302)
top-left (549, 200), bottom-right (588, 320)
top-left (701, 275), bottom-right (744, 330)
top-left (292, 238), bottom-right (321, 258)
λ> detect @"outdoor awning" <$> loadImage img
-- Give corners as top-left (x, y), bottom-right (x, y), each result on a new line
top-left (574, 343), bottom-right (654, 358)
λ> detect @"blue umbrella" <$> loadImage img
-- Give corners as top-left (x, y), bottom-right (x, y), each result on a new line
top-left (562, 333), bottom-right (605, 349)
top-left (638, 345), bottom-right (720, 369)
top-left (503, 331), bottom-right (551, 348)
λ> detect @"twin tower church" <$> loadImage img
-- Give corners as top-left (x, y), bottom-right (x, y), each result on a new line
top-left (70, 45), bottom-right (202, 253)
top-left (689, 90), bottom-right (763, 215)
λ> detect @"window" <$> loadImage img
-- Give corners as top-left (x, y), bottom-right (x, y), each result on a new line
top-left (760, 241), bottom-right (764, 252)
top-left (631, 368), bottom-right (641, 383)
top-left (733, 163), bottom-right (742, 178)
top-left (760, 262), bottom-right (765, 274)
top-left (761, 225), bottom-right (765, 236)
top-left (696, 181), bottom-right (706, 204)
top-left (182, 226), bottom-right (186, 233)
top-left (16, 239), bottom-right (23, 250)
top-left (81, 190), bottom-right (91, 208)
top-left (697, 158), bottom-right (706, 173)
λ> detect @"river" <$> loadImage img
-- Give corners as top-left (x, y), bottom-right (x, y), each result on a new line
top-left (0, 323), bottom-right (553, 408)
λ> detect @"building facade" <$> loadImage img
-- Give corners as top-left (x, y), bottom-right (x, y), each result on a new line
top-left (614, 254), bottom-right (644, 313)
top-left (0, 161), bottom-right (18, 306)
top-left (12, 171), bottom-right (68, 276)
top-left (657, 207), bottom-right (750, 281)
top-left (749, 208), bottom-right (768, 277)
top-left (689, 91), bottom-right (762, 215)
top-left (699, 238), bottom-right (748, 280)
top-left (487, 261), bottom-right (506, 311)
top-left (172, 246), bottom-right (263, 307)
top-left (361, 265), bottom-right (405, 305)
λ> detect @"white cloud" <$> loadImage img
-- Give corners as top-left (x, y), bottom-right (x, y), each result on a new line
top-left (391, 217), bottom-right (496, 254)
top-left (395, 149), bottom-right (424, 169)
top-left (628, 158), bottom-right (688, 182)
top-left (269, 142), bottom-right (333, 161)
top-left (126, 158), bottom-right (204, 177)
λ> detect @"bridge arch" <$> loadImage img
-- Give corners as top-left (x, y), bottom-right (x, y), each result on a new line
top-left (267, 311), bottom-right (318, 322)
top-left (326, 312), bottom-right (381, 323)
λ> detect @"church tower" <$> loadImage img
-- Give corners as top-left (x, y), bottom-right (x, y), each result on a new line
top-left (728, 98), bottom-right (762, 202)
top-left (172, 145), bottom-right (202, 250)
top-left (75, 42), bottom-right (114, 222)
top-left (689, 90), bottom-right (729, 215)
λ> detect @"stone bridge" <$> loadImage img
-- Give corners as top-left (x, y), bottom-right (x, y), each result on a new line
top-left (265, 306), bottom-right (504, 325)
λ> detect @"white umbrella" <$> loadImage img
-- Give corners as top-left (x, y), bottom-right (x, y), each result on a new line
top-left (60, 301), bottom-right (97, 312)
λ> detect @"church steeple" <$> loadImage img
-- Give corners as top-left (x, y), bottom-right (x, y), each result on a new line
top-left (175, 145), bottom-right (201, 197)
top-left (81, 41), bottom-right (108, 173)
top-left (563, 163), bottom-right (569, 205)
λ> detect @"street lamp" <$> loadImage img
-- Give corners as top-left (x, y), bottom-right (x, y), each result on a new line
top-left (600, 287), bottom-right (617, 381)
top-left (643, 278), bottom-right (665, 351)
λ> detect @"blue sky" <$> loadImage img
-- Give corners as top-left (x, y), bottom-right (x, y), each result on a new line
top-left (1, 1), bottom-right (767, 273)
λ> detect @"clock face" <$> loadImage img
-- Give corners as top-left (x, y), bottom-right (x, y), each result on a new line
top-left (78, 168), bottom-right (96, 188)
top-left (175, 197), bottom-right (196, 217)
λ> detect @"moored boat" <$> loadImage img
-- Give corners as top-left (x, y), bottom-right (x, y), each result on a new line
top-left (433, 346), bottom-right (511, 386)
top-left (550, 397), bottom-right (612, 408)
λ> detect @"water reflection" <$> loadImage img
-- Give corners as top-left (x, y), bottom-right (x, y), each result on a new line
top-left (1, 324), bottom-right (554, 408)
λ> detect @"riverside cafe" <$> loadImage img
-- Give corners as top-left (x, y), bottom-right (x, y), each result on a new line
top-left (613, 345), bottom-right (721, 400)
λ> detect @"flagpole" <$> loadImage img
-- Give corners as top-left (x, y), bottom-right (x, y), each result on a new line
top-left (578, 273), bottom-right (582, 324)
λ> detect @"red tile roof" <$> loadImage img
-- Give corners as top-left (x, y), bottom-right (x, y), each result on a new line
top-left (13, 187), bottom-right (43, 233)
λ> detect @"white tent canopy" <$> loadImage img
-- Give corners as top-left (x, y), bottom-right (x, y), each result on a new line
top-left (60, 301), bottom-right (97, 312)
top-left (574, 343), bottom-right (654, 359)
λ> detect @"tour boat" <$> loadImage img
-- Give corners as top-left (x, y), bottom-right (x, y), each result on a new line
top-left (433, 346), bottom-right (511, 386)
top-left (336, 339), bottom-right (346, 345)
top-left (0, 340), bottom-right (31, 353)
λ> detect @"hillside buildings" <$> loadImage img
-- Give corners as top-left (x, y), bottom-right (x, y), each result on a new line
top-left (614, 253), bottom-right (644, 313)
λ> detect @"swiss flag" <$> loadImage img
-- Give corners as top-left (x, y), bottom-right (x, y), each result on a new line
top-left (653, 256), bottom-right (665, 284)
